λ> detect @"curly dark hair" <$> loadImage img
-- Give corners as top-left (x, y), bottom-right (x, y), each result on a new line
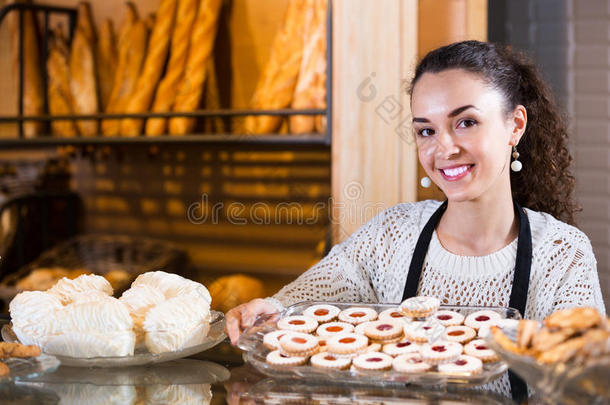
top-left (408, 40), bottom-right (579, 225)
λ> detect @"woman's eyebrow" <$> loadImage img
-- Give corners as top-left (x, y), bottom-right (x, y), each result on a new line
top-left (413, 105), bottom-right (480, 123)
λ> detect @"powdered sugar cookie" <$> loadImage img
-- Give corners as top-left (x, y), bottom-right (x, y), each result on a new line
top-left (364, 319), bottom-right (404, 342)
top-left (326, 333), bottom-right (369, 356)
top-left (444, 325), bottom-right (476, 344)
top-left (432, 310), bottom-right (465, 326)
top-left (404, 320), bottom-right (446, 343)
top-left (310, 352), bottom-right (351, 370)
top-left (352, 352), bottom-right (393, 371)
top-left (419, 340), bottom-right (463, 365)
top-left (316, 321), bottom-right (354, 337)
top-left (266, 350), bottom-right (308, 366)
top-left (464, 339), bottom-right (499, 362)
top-left (278, 332), bottom-right (319, 357)
top-left (399, 296), bottom-right (440, 318)
top-left (379, 308), bottom-right (412, 322)
top-left (355, 321), bottom-right (375, 335)
top-left (303, 304), bottom-right (341, 323)
top-left (438, 355), bottom-right (483, 375)
top-left (338, 307), bottom-right (378, 325)
top-left (382, 339), bottom-right (420, 357)
top-left (393, 353), bottom-right (432, 373)
top-left (263, 330), bottom-right (290, 350)
top-left (277, 315), bottom-right (318, 333)
top-left (464, 310), bottom-right (502, 330)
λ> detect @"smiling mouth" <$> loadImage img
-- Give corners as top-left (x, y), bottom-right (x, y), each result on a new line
top-left (439, 164), bottom-right (474, 180)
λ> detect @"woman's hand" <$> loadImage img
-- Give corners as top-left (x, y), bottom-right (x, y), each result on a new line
top-left (225, 298), bottom-right (279, 345)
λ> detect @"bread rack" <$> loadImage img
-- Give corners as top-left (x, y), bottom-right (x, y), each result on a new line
top-left (0, 2), bottom-right (332, 147)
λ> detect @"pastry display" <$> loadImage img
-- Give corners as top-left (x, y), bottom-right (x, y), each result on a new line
top-left (8, 271), bottom-right (213, 358)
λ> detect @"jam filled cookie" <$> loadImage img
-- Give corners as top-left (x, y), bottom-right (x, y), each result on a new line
top-left (326, 333), bottom-right (369, 356)
top-left (419, 340), bottom-right (463, 365)
top-left (464, 339), bottom-right (500, 362)
top-left (316, 321), bottom-right (355, 337)
top-left (444, 325), bottom-right (476, 344)
top-left (404, 320), bottom-right (446, 343)
top-left (278, 332), bottom-right (320, 357)
top-left (277, 315), bottom-right (319, 333)
top-left (438, 355), bottom-right (483, 375)
top-left (399, 296), bottom-right (440, 319)
top-left (310, 352), bottom-right (352, 370)
top-left (364, 320), bottom-right (404, 342)
top-left (432, 310), bottom-right (465, 327)
top-left (266, 350), bottom-right (308, 366)
top-left (352, 352), bottom-right (394, 371)
top-left (355, 321), bottom-right (375, 335)
top-left (464, 310), bottom-right (502, 331)
top-left (338, 307), bottom-right (378, 325)
top-left (263, 330), bottom-right (289, 350)
top-left (392, 353), bottom-right (432, 373)
top-left (303, 304), bottom-right (341, 323)
top-left (379, 308), bottom-right (412, 322)
top-left (382, 339), bottom-right (420, 357)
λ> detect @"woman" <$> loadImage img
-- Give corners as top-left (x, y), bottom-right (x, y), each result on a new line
top-left (226, 41), bottom-right (606, 396)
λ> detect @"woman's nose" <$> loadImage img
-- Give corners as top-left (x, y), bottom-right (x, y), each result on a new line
top-left (434, 131), bottom-right (460, 158)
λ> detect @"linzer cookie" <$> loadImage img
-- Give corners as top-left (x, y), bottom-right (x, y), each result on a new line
top-left (326, 333), bottom-right (368, 357)
top-left (392, 352), bottom-right (432, 373)
top-left (382, 339), bottom-right (420, 357)
top-left (379, 308), bottom-right (411, 322)
top-left (464, 310), bottom-right (502, 330)
top-left (310, 352), bottom-right (351, 370)
top-left (444, 325), bottom-right (476, 344)
top-left (464, 339), bottom-right (499, 362)
top-left (363, 320), bottom-right (404, 342)
top-left (438, 355), bottom-right (483, 375)
top-left (419, 340), bottom-right (462, 365)
top-left (404, 320), bottom-right (446, 343)
top-left (278, 332), bottom-right (319, 357)
top-left (355, 321), bottom-right (375, 335)
top-left (277, 315), bottom-right (318, 333)
top-left (303, 304), bottom-right (340, 323)
top-left (263, 330), bottom-right (289, 351)
top-left (338, 307), bottom-right (378, 325)
top-left (316, 321), bottom-right (354, 337)
top-left (352, 352), bottom-right (393, 371)
top-left (266, 350), bottom-right (308, 366)
top-left (399, 296), bottom-right (440, 318)
top-left (432, 310), bottom-right (464, 326)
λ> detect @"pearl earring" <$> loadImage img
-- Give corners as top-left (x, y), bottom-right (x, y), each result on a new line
top-left (511, 146), bottom-right (522, 172)
top-left (420, 177), bottom-right (431, 188)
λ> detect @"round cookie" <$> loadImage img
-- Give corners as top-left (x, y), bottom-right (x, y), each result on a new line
top-left (464, 339), bottom-right (500, 363)
top-left (278, 332), bottom-right (320, 357)
top-left (310, 352), bottom-right (351, 370)
top-left (419, 340), bottom-right (463, 365)
top-left (464, 310), bottom-right (502, 331)
top-left (399, 296), bottom-right (440, 318)
top-left (392, 353), bottom-right (432, 373)
top-left (277, 315), bottom-right (318, 333)
top-left (266, 350), bottom-right (308, 366)
top-left (379, 308), bottom-right (412, 322)
top-left (338, 307), bottom-right (378, 325)
top-left (363, 319), bottom-right (404, 342)
top-left (432, 310), bottom-right (465, 326)
top-left (326, 333), bottom-right (369, 356)
top-left (404, 320), bottom-right (446, 343)
top-left (355, 321), bottom-right (375, 335)
top-left (316, 321), bottom-right (355, 337)
top-left (382, 339), bottom-right (420, 357)
top-left (303, 304), bottom-right (341, 323)
top-left (444, 325), bottom-right (476, 344)
top-left (352, 352), bottom-right (394, 371)
top-left (438, 355), bottom-right (483, 375)
top-left (263, 330), bottom-right (290, 350)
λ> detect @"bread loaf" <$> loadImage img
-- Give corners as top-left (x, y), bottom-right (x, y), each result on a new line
top-left (290, 0), bottom-right (327, 134)
top-left (70, 3), bottom-right (99, 136)
top-left (120, 0), bottom-right (178, 136)
top-left (8, 0), bottom-right (44, 138)
top-left (168, 0), bottom-right (223, 135)
top-left (47, 27), bottom-right (78, 137)
top-left (244, 0), bottom-right (307, 134)
top-left (97, 19), bottom-right (117, 111)
top-left (102, 19), bottom-right (149, 136)
top-left (146, 0), bottom-right (198, 136)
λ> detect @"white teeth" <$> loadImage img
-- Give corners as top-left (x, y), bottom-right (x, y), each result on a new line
top-left (442, 165), bottom-right (469, 177)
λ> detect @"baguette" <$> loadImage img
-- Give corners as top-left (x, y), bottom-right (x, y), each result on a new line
top-left (102, 20), bottom-right (149, 136)
top-left (244, 0), bottom-right (307, 134)
top-left (168, 0), bottom-right (223, 135)
top-left (8, 0), bottom-right (44, 137)
top-left (290, 0), bottom-right (327, 134)
top-left (97, 19), bottom-right (117, 111)
top-left (146, 0), bottom-right (199, 136)
top-left (47, 26), bottom-right (78, 137)
top-left (120, 0), bottom-right (178, 136)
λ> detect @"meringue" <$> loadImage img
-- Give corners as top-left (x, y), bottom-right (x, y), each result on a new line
top-left (9, 291), bottom-right (63, 346)
top-left (119, 284), bottom-right (165, 346)
top-left (132, 271), bottom-right (211, 304)
top-left (48, 274), bottom-right (113, 304)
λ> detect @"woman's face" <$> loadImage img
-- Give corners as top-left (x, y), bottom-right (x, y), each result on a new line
top-left (411, 69), bottom-right (526, 203)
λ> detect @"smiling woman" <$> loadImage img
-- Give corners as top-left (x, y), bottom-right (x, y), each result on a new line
top-left (225, 41), bottom-right (606, 401)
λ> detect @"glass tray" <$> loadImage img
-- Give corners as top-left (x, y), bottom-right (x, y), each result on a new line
top-left (238, 301), bottom-right (521, 387)
top-left (2, 311), bottom-right (226, 368)
top-left (1, 354), bottom-right (60, 382)
top-left (486, 330), bottom-right (610, 405)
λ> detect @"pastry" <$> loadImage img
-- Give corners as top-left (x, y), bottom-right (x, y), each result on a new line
top-left (489, 325), bottom-right (521, 354)
top-left (278, 331), bottom-right (319, 357)
top-left (382, 339), bottom-right (420, 357)
top-left (392, 353), bottom-right (432, 373)
top-left (432, 310), bottom-right (464, 326)
top-left (9, 291), bottom-right (64, 346)
top-left (303, 304), bottom-right (340, 323)
top-left (310, 352), bottom-right (351, 370)
top-left (48, 274), bottom-right (113, 304)
top-left (464, 310), bottom-right (502, 330)
top-left (0, 362), bottom-right (8, 377)
top-left (132, 271), bottom-right (212, 304)
top-left (444, 325), bottom-right (476, 344)
top-left (438, 355), bottom-right (483, 375)
top-left (399, 296), bottom-right (440, 318)
top-left (263, 330), bottom-right (289, 351)
top-left (531, 327), bottom-right (576, 353)
top-left (326, 333), bottom-right (368, 357)
top-left (378, 308), bottom-right (411, 322)
top-left (419, 340), bottom-right (463, 365)
top-left (265, 350), bottom-right (308, 366)
top-left (277, 315), bottom-right (318, 334)
top-left (352, 352), bottom-right (393, 371)
top-left (47, 27), bottom-right (78, 137)
top-left (208, 274), bottom-right (266, 314)
top-left (0, 342), bottom-right (41, 358)
top-left (404, 320), bottom-right (446, 343)
top-left (337, 307), bottom-right (378, 325)
top-left (97, 19), bottom-right (118, 110)
top-left (517, 319), bottom-right (540, 349)
top-left (119, 284), bottom-right (165, 346)
top-left (354, 321), bottom-right (375, 335)
top-left (464, 339), bottom-right (499, 363)
top-left (363, 320), bottom-right (404, 342)
top-left (544, 307), bottom-right (603, 330)
top-left (316, 321), bottom-right (354, 337)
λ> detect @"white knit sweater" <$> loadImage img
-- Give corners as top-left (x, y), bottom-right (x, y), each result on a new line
top-left (267, 199), bottom-right (606, 396)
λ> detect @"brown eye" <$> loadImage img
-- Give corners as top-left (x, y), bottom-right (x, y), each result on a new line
top-left (458, 119), bottom-right (477, 128)
top-left (418, 128), bottom-right (435, 137)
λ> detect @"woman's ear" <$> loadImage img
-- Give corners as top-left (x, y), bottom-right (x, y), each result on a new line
top-left (509, 105), bottom-right (527, 146)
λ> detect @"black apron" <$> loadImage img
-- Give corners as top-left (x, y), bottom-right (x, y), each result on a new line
top-left (402, 200), bottom-right (531, 403)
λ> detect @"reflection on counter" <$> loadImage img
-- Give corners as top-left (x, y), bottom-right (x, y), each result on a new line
top-left (16, 359), bottom-right (229, 405)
